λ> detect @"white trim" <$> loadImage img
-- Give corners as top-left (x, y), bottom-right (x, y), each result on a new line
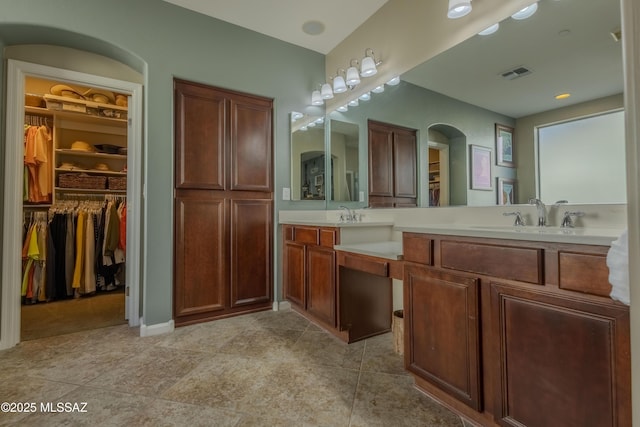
top-left (274, 300), bottom-right (292, 311)
top-left (139, 318), bottom-right (175, 337)
top-left (1, 60), bottom-right (143, 350)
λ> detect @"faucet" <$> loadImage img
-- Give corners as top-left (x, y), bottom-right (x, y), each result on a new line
top-left (528, 198), bottom-right (546, 227)
top-left (338, 205), bottom-right (354, 223)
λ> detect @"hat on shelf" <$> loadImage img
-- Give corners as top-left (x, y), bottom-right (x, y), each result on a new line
top-left (50, 84), bottom-right (85, 100)
top-left (115, 94), bottom-right (128, 107)
top-left (94, 144), bottom-right (120, 154)
top-left (83, 88), bottom-right (115, 104)
top-left (58, 162), bottom-right (78, 170)
top-left (94, 163), bottom-right (111, 171)
top-left (70, 140), bottom-right (94, 152)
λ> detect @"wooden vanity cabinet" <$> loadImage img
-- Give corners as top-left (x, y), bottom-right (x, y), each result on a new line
top-left (402, 232), bottom-right (631, 427)
top-left (283, 225), bottom-right (338, 329)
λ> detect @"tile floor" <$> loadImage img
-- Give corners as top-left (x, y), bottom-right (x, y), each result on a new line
top-left (0, 308), bottom-right (467, 426)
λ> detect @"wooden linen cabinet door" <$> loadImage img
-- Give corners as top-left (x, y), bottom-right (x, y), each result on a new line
top-left (229, 95), bottom-right (273, 192)
top-left (174, 79), bottom-right (226, 190)
top-left (229, 198), bottom-right (273, 307)
top-left (404, 264), bottom-right (482, 410)
top-left (393, 128), bottom-right (417, 199)
top-left (368, 122), bottom-right (394, 198)
top-left (283, 240), bottom-right (305, 308)
top-left (174, 192), bottom-right (227, 322)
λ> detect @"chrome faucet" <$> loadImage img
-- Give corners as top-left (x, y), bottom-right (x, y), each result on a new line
top-left (528, 198), bottom-right (546, 227)
top-left (338, 205), bottom-right (354, 223)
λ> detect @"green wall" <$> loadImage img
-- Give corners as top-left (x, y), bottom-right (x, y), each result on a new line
top-left (0, 0), bottom-right (324, 326)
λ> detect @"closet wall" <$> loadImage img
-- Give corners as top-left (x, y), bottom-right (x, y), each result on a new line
top-left (22, 77), bottom-right (129, 304)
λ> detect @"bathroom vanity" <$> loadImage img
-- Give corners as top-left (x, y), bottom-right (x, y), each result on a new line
top-left (400, 227), bottom-right (630, 427)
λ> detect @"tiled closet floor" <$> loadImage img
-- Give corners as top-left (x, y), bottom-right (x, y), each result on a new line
top-left (0, 308), bottom-right (467, 426)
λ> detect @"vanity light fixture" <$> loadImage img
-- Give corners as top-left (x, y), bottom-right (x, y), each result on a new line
top-left (360, 48), bottom-right (379, 77)
top-left (447, 0), bottom-right (472, 19)
top-left (511, 2), bottom-right (538, 20)
top-left (359, 92), bottom-right (371, 101)
top-left (348, 98), bottom-right (359, 107)
top-left (333, 69), bottom-right (348, 94)
top-left (372, 85), bottom-right (385, 94)
top-left (321, 83), bottom-right (334, 100)
top-left (300, 125), bottom-right (308, 131)
top-left (337, 105), bottom-right (349, 112)
top-left (346, 59), bottom-right (361, 86)
top-left (307, 122), bottom-right (316, 127)
top-left (315, 117), bottom-right (325, 124)
top-left (479, 23), bottom-right (499, 35)
top-left (291, 111), bottom-right (303, 121)
top-left (311, 89), bottom-right (323, 106)
top-left (386, 76), bottom-right (401, 86)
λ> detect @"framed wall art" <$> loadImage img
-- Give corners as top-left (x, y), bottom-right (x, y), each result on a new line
top-left (495, 123), bottom-right (515, 167)
top-left (470, 145), bottom-right (493, 190)
top-left (497, 177), bottom-right (517, 205)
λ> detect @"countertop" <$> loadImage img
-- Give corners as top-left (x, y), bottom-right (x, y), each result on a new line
top-left (396, 224), bottom-right (625, 246)
top-left (280, 219), bottom-right (395, 228)
top-left (334, 241), bottom-right (403, 260)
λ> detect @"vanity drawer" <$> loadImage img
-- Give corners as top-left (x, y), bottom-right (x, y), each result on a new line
top-left (294, 226), bottom-right (319, 245)
top-left (558, 251), bottom-right (612, 297)
top-left (403, 233), bottom-right (433, 265)
top-left (339, 252), bottom-right (389, 277)
top-left (440, 240), bottom-right (543, 285)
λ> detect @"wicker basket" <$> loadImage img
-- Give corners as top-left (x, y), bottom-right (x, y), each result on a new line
top-left (108, 176), bottom-right (127, 190)
top-left (58, 174), bottom-right (107, 189)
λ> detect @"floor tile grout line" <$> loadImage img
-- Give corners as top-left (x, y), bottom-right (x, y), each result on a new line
top-left (347, 338), bottom-right (367, 427)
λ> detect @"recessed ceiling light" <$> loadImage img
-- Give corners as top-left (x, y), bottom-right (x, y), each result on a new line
top-left (302, 20), bottom-right (325, 36)
top-left (555, 93), bottom-right (571, 100)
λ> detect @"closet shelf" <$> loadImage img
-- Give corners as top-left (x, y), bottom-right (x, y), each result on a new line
top-left (56, 149), bottom-right (126, 160)
top-left (54, 187), bottom-right (126, 194)
top-left (55, 168), bottom-right (126, 176)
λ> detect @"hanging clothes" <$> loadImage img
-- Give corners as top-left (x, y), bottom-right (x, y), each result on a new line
top-left (23, 124), bottom-right (52, 204)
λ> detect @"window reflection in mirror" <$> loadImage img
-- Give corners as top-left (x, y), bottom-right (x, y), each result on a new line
top-left (537, 110), bottom-right (626, 204)
top-left (330, 120), bottom-right (359, 202)
top-left (291, 112), bottom-right (325, 201)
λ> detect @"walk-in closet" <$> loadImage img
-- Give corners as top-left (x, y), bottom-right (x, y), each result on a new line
top-left (21, 76), bottom-right (129, 340)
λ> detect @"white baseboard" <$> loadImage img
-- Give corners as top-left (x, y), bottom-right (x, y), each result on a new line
top-left (139, 318), bottom-right (175, 337)
top-left (274, 300), bottom-right (291, 311)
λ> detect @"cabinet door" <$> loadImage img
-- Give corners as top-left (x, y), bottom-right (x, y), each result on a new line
top-left (306, 245), bottom-right (337, 327)
top-left (491, 283), bottom-right (631, 427)
top-left (229, 95), bottom-right (273, 192)
top-left (368, 122), bottom-right (394, 197)
top-left (393, 128), bottom-right (417, 199)
top-left (174, 79), bottom-right (226, 190)
top-left (229, 198), bottom-right (272, 307)
top-left (283, 241), bottom-right (305, 307)
top-left (174, 191), bottom-right (227, 322)
top-left (404, 264), bottom-right (482, 410)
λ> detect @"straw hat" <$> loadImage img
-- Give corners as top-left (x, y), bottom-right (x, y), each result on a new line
top-left (115, 94), bottom-right (128, 107)
top-left (84, 88), bottom-right (115, 104)
top-left (50, 84), bottom-right (84, 99)
top-left (70, 141), bottom-right (94, 152)
top-left (94, 163), bottom-right (111, 171)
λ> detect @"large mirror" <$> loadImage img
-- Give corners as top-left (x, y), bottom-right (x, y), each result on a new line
top-left (290, 113), bottom-right (326, 201)
top-left (290, 0), bottom-right (623, 207)
top-left (329, 119), bottom-right (360, 202)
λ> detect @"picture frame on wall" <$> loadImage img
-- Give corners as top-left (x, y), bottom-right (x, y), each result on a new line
top-left (497, 177), bottom-right (517, 205)
top-left (495, 123), bottom-right (515, 167)
top-left (470, 145), bottom-right (493, 190)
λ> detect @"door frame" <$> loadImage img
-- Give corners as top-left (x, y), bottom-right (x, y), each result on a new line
top-left (1, 59), bottom-right (143, 349)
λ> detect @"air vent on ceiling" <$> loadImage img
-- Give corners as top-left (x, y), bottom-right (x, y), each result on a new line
top-left (500, 66), bottom-right (532, 80)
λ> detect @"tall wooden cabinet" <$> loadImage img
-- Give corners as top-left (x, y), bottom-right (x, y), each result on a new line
top-left (368, 120), bottom-right (417, 208)
top-left (173, 79), bottom-right (273, 326)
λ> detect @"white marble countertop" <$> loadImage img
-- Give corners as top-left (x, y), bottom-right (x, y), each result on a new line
top-left (280, 219), bottom-right (395, 228)
top-left (334, 241), bottom-right (403, 260)
top-left (396, 224), bottom-right (624, 246)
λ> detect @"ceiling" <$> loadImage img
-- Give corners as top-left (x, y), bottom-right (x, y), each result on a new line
top-left (163, 0), bottom-right (622, 119)
top-left (162, 0), bottom-right (388, 54)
